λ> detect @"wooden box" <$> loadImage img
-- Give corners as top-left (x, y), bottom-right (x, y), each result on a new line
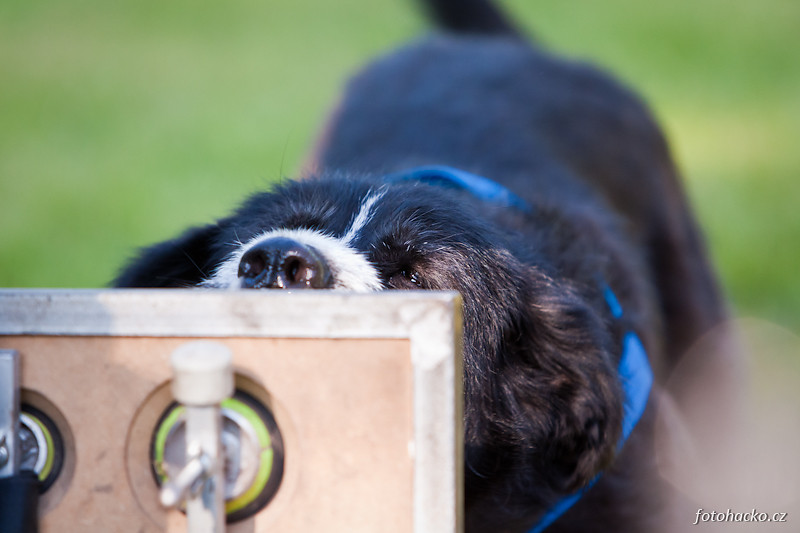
top-left (0, 290), bottom-right (463, 533)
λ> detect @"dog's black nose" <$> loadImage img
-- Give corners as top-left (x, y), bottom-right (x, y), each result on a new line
top-left (238, 237), bottom-right (331, 289)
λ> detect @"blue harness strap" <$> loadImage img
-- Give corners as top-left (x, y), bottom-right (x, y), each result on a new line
top-left (384, 165), bottom-right (533, 214)
top-left (387, 166), bottom-right (653, 532)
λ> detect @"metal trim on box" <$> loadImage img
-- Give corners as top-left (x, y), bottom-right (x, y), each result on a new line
top-left (0, 289), bottom-right (464, 533)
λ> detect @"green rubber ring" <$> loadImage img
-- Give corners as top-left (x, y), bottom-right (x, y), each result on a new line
top-left (151, 397), bottom-right (276, 515)
top-left (152, 404), bottom-right (186, 482)
top-left (221, 397), bottom-right (274, 514)
top-left (24, 411), bottom-right (56, 482)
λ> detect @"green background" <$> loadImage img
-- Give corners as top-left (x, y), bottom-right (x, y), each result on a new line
top-left (1, 0), bottom-right (798, 334)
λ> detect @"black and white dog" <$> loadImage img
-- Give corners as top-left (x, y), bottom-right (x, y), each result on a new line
top-left (116, 0), bottom-right (727, 531)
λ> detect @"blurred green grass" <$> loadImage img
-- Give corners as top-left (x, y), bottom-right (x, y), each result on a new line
top-left (1, 0), bottom-right (798, 333)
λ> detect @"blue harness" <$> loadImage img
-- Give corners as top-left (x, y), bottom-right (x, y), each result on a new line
top-left (386, 166), bottom-right (654, 532)
top-left (385, 165), bottom-right (533, 214)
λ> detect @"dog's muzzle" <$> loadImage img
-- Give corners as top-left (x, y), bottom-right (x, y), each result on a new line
top-left (237, 237), bottom-right (332, 289)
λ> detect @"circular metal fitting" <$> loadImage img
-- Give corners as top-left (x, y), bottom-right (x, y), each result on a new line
top-left (151, 390), bottom-right (284, 522)
top-left (18, 405), bottom-right (64, 491)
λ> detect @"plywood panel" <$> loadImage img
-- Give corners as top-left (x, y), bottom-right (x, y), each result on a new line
top-left (0, 336), bottom-right (413, 533)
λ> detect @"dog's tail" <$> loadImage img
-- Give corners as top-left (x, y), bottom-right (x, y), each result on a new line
top-left (418, 0), bottom-right (521, 36)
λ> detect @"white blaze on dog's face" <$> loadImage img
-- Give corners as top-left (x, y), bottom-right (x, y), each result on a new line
top-left (193, 175), bottom-right (523, 302)
top-left (201, 190), bottom-right (386, 291)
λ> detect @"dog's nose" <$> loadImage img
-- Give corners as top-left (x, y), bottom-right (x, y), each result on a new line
top-left (238, 237), bottom-right (331, 289)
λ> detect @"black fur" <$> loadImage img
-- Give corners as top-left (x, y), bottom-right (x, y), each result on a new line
top-left (115, 1), bottom-right (726, 531)
top-left (418, 0), bottom-right (521, 36)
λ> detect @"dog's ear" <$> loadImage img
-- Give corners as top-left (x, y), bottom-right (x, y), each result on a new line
top-left (464, 270), bottom-right (625, 513)
top-left (113, 224), bottom-right (223, 288)
top-left (519, 277), bottom-right (624, 489)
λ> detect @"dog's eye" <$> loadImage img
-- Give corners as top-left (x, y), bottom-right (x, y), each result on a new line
top-left (388, 267), bottom-right (422, 289)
